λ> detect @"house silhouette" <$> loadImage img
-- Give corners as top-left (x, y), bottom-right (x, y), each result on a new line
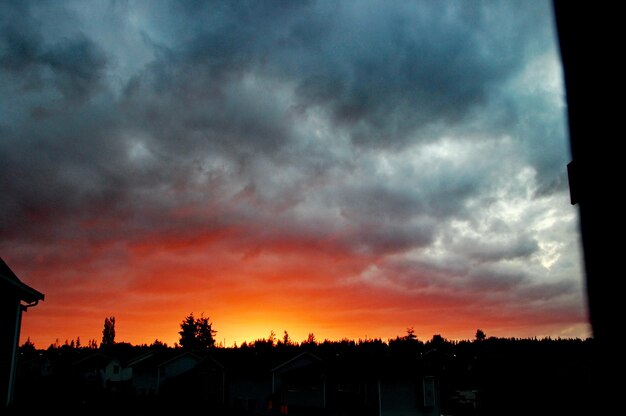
top-left (0, 258), bottom-right (44, 409)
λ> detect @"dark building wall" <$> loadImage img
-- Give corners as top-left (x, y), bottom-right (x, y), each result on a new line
top-left (228, 374), bottom-right (272, 413)
top-left (0, 291), bottom-right (21, 408)
top-left (380, 377), bottom-right (440, 416)
top-left (380, 379), bottom-right (420, 416)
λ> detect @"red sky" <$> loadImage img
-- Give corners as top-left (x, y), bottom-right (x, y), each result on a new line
top-left (12, 218), bottom-right (589, 348)
top-left (2, 0), bottom-right (591, 349)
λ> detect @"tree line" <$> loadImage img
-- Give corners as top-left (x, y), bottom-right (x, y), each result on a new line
top-left (18, 315), bottom-right (594, 416)
top-left (22, 311), bottom-right (586, 353)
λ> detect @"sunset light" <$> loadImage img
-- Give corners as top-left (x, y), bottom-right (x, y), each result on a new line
top-left (1, 0), bottom-right (590, 352)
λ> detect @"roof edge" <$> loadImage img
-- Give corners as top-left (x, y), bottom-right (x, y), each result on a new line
top-left (0, 257), bottom-right (45, 303)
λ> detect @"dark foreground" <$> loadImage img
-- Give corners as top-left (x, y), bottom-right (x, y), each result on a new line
top-left (10, 337), bottom-right (595, 416)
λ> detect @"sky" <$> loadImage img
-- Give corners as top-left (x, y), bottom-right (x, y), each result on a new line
top-left (1, 0), bottom-right (590, 348)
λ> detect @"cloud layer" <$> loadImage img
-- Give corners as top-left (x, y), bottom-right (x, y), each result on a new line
top-left (0, 0), bottom-right (588, 346)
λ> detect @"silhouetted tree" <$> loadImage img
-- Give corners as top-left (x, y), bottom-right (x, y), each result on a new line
top-left (20, 337), bottom-right (37, 359)
top-left (196, 314), bottom-right (217, 349)
top-left (431, 334), bottom-right (445, 345)
top-left (475, 329), bottom-right (486, 341)
top-left (76, 336), bottom-right (81, 348)
top-left (427, 334), bottom-right (446, 352)
top-left (252, 338), bottom-right (274, 351)
top-left (303, 332), bottom-right (317, 345)
top-left (151, 339), bottom-right (168, 349)
top-left (102, 316), bottom-right (116, 346)
top-left (179, 313), bottom-right (216, 350)
top-left (406, 326), bottom-right (417, 340)
top-left (268, 330), bottom-right (277, 346)
top-left (283, 330), bottom-right (291, 346)
top-left (179, 314), bottom-right (197, 350)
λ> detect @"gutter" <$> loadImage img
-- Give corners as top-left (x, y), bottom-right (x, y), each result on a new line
top-left (21, 299), bottom-right (40, 312)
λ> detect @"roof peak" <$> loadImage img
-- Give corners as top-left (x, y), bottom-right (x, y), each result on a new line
top-left (0, 257), bottom-right (45, 303)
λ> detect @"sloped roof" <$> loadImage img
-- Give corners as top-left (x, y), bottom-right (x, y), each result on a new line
top-left (199, 354), bottom-right (224, 370)
top-left (126, 350), bottom-right (159, 368)
top-left (0, 257), bottom-right (45, 303)
top-left (71, 352), bottom-right (110, 371)
top-left (158, 351), bottom-right (203, 368)
top-left (272, 351), bottom-right (323, 373)
top-left (127, 350), bottom-right (202, 371)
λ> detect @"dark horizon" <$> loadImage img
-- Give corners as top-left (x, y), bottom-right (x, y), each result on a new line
top-left (21, 326), bottom-right (593, 352)
top-left (14, 332), bottom-right (594, 416)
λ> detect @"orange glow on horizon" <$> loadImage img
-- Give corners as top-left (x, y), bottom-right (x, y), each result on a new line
top-left (11, 206), bottom-right (591, 350)
top-left (17, 251), bottom-right (591, 350)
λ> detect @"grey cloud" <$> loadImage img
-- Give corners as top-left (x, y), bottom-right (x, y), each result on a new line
top-left (1, 0), bottom-right (571, 270)
top-left (0, 1), bottom-right (586, 337)
top-left (465, 268), bottom-right (528, 294)
top-left (373, 256), bottom-right (576, 309)
top-left (519, 279), bottom-right (577, 302)
top-left (1, 8), bottom-right (107, 107)
top-left (118, 0), bottom-right (553, 157)
top-left (0, 24), bottom-right (40, 73)
top-left (0, 1), bottom-right (40, 71)
top-left (337, 185), bottom-right (423, 223)
top-left (39, 34), bottom-right (107, 103)
top-left (285, 1), bottom-right (544, 148)
top-left (347, 222), bottom-right (435, 256)
top-left (459, 235), bottom-right (539, 263)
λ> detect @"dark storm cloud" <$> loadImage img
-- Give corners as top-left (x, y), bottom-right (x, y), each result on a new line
top-left (336, 156), bottom-right (485, 219)
top-left (39, 34), bottom-right (107, 103)
top-left (0, 1), bottom-right (47, 78)
top-left (1, 4), bottom-right (107, 107)
top-left (1, 1), bottom-right (114, 241)
top-left (449, 232), bottom-right (540, 263)
top-left (370, 256), bottom-right (579, 307)
top-left (126, 0), bottom-right (549, 150)
top-left (1, 1), bottom-right (577, 298)
top-left (287, 2), bottom-right (551, 147)
top-left (0, 1), bottom-right (589, 342)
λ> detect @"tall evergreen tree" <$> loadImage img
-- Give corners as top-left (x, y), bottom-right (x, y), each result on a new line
top-left (196, 315), bottom-right (217, 349)
top-left (102, 316), bottom-right (116, 346)
top-left (179, 313), bottom-right (216, 350)
top-left (179, 313), bottom-right (198, 350)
